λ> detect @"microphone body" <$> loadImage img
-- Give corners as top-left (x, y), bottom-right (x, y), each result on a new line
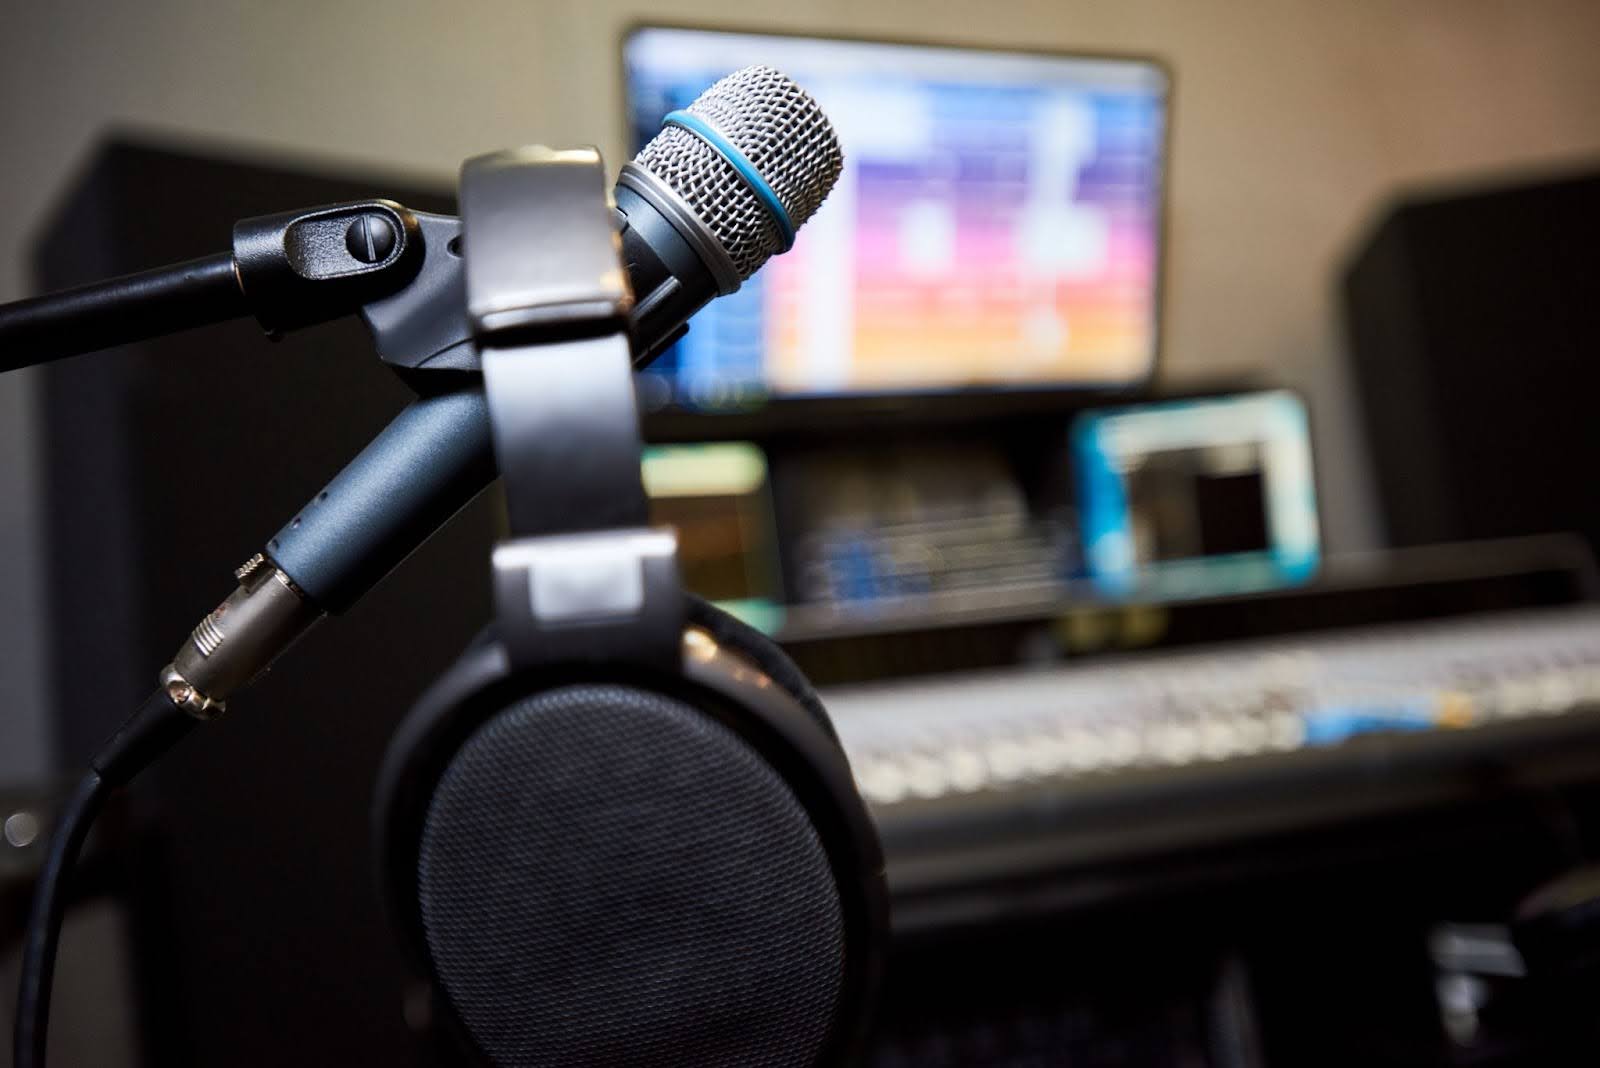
top-left (263, 180), bottom-right (723, 614)
top-left (265, 388), bottom-right (495, 612)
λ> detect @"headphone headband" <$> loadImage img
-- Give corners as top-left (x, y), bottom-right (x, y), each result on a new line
top-left (459, 147), bottom-right (683, 669)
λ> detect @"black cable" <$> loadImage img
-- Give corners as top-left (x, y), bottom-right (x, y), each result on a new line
top-left (13, 688), bottom-right (195, 1068)
top-left (12, 770), bottom-right (108, 1068)
top-left (0, 253), bottom-right (246, 372)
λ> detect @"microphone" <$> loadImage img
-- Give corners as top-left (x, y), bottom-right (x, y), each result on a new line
top-left (162, 66), bottom-right (844, 713)
top-left (616, 65), bottom-right (844, 345)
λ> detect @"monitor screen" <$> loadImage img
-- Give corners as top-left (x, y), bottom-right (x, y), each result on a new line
top-left (623, 27), bottom-right (1170, 412)
top-left (1072, 391), bottom-right (1321, 599)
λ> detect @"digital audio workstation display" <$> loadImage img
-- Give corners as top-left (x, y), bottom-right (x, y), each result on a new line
top-left (623, 27), bottom-right (1170, 410)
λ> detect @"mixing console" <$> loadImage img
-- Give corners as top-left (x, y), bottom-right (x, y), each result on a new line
top-left (828, 607), bottom-right (1600, 808)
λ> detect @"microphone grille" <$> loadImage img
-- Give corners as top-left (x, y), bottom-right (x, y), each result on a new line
top-left (632, 66), bottom-right (844, 282)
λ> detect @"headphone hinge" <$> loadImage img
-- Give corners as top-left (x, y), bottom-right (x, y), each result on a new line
top-left (491, 529), bottom-right (683, 671)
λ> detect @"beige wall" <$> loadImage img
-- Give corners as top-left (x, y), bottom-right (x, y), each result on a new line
top-left (3, 0), bottom-right (1599, 775)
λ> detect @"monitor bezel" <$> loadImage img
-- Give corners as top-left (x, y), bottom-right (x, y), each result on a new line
top-left (621, 21), bottom-right (1176, 434)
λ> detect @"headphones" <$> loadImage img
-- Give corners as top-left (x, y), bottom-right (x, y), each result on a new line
top-left (371, 150), bottom-right (887, 1066)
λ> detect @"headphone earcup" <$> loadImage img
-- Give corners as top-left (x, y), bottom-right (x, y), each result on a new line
top-left (374, 615), bottom-right (887, 1068)
top-left (416, 682), bottom-right (851, 1067)
top-left (683, 595), bottom-right (836, 743)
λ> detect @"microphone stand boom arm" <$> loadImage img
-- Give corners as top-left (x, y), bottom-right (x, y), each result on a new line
top-left (0, 199), bottom-right (431, 372)
top-left (0, 193), bottom-right (695, 719)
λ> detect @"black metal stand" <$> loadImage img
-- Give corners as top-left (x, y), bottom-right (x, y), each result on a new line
top-left (0, 255), bottom-right (244, 372)
top-left (0, 198), bottom-right (427, 369)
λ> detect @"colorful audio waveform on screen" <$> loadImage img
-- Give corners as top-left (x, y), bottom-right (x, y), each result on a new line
top-left (625, 28), bottom-right (1169, 408)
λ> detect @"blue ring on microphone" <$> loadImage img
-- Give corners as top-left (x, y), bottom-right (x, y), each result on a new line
top-left (663, 109), bottom-right (796, 251)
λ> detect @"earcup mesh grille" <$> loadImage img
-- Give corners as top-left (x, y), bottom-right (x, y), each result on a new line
top-left (417, 683), bottom-right (846, 1067)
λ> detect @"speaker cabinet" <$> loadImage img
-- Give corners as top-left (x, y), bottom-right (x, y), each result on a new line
top-left (1342, 169), bottom-right (1600, 553)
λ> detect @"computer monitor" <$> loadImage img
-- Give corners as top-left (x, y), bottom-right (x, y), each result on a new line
top-left (623, 26), bottom-right (1170, 413)
top-left (1072, 390), bottom-right (1322, 599)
